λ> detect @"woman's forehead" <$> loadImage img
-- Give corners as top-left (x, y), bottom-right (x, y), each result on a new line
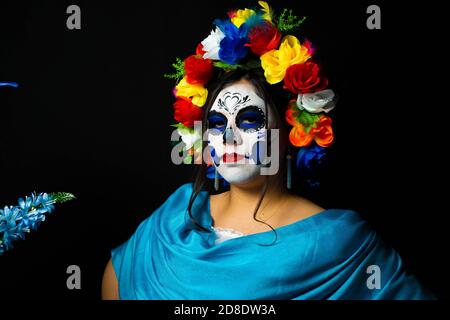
top-left (219, 81), bottom-right (263, 99)
top-left (211, 82), bottom-right (266, 115)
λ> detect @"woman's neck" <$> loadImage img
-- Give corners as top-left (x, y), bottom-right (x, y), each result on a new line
top-left (221, 175), bottom-right (288, 222)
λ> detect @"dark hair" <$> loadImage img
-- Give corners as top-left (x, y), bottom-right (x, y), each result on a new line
top-left (185, 67), bottom-right (294, 246)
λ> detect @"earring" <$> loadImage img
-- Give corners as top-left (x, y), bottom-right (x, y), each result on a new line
top-left (214, 166), bottom-right (219, 191)
top-left (286, 148), bottom-right (292, 190)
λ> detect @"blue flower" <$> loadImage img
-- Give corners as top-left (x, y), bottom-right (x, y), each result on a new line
top-left (0, 206), bottom-right (24, 248)
top-left (0, 192), bottom-right (72, 255)
top-left (296, 143), bottom-right (327, 172)
top-left (0, 82), bottom-right (19, 88)
top-left (295, 143), bottom-right (327, 189)
top-left (213, 19), bottom-right (249, 65)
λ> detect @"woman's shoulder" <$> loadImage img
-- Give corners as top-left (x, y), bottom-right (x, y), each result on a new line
top-left (286, 197), bottom-right (377, 260)
top-left (284, 195), bottom-right (326, 219)
top-left (280, 194), bottom-right (352, 227)
top-left (282, 194), bottom-right (372, 249)
top-left (285, 194), bottom-right (363, 224)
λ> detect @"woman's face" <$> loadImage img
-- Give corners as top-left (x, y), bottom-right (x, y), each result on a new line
top-left (206, 79), bottom-right (275, 185)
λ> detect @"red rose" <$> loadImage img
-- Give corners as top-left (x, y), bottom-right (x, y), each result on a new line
top-left (173, 97), bottom-right (203, 127)
top-left (283, 62), bottom-right (329, 94)
top-left (227, 10), bottom-right (237, 19)
top-left (184, 55), bottom-right (214, 85)
top-left (246, 21), bottom-right (282, 56)
top-left (196, 43), bottom-right (206, 56)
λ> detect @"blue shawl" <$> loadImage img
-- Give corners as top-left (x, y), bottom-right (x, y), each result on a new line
top-left (111, 182), bottom-right (435, 299)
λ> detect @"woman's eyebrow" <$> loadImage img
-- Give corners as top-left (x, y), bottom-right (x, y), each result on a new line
top-left (238, 105), bottom-right (265, 112)
top-left (236, 105), bottom-right (266, 119)
top-left (207, 110), bottom-right (226, 117)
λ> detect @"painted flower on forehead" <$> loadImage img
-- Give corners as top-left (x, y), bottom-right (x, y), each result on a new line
top-left (261, 35), bottom-right (313, 84)
top-left (175, 77), bottom-right (208, 107)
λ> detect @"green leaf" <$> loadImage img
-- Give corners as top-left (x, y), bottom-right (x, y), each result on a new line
top-left (170, 123), bottom-right (188, 129)
top-left (49, 192), bottom-right (76, 204)
top-left (276, 8), bottom-right (307, 33)
top-left (297, 110), bottom-right (320, 133)
top-left (163, 57), bottom-right (185, 83)
top-left (213, 61), bottom-right (241, 71)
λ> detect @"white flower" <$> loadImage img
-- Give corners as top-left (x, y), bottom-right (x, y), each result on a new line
top-left (201, 27), bottom-right (225, 60)
top-left (177, 127), bottom-right (202, 150)
top-left (296, 89), bottom-right (336, 113)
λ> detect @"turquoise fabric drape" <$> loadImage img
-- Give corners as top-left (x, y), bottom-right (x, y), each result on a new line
top-left (111, 182), bottom-right (435, 300)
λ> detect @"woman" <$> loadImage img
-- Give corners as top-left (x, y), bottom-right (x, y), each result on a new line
top-left (102, 2), bottom-right (435, 300)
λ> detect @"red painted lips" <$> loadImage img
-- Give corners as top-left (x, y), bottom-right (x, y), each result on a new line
top-left (222, 152), bottom-right (244, 163)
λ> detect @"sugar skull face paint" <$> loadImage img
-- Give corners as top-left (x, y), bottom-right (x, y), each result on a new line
top-left (206, 81), bottom-right (273, 185)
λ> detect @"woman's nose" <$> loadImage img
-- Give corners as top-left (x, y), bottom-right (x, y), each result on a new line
top-left (223, 127), bottom-right (242, 145)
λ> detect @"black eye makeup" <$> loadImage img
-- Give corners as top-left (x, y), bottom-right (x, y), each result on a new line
top-left (207, 111), bottom-right (227, 134)
top-left (236, 106), bottom-right (266, 132)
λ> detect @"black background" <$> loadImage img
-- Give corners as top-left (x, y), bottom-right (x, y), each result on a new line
top-left (0, 0), bottom-right (446, 300)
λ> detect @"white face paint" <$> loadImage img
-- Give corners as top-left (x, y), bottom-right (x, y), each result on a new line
top-left (206, 81), bottom-right (274, 185)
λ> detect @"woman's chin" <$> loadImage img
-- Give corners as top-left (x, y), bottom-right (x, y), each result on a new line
top-left (218, 165), bottom-right (262, 185)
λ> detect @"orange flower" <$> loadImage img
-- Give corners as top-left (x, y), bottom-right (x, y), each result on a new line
top-left (289, 124), bottom-right (313, 147)
top-left (287, 115), bottom-right (334, 147)
top-left (310, 115), bottom-right (334, 147)
top-left (285, 100), bottom-right (300, 127)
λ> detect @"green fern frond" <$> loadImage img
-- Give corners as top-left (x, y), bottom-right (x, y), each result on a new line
top-left (163, 57), bottom-right (185, 82)
top-left (49, 192), bottom-right (76, 204)
top-left (276, 8), bottom-right (307, 33)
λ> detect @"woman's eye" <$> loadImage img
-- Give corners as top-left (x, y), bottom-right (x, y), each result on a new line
top-left (242, 117), bottom-right (256, 124)
top-left (208, 114), bottom-right (227, 133)
top-left (237, 112), bottom-right (264, 131)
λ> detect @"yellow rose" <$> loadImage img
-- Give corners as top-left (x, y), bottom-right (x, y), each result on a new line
top-left (175, 77), bottom-right (208, 107)
top-left (231, 8), bottom-right (256, 28)
top-left (260, 35), bottom-right (312, 84)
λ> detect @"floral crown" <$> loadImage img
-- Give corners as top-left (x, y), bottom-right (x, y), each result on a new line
top-left (165, 1), bottom-right (336, 186)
